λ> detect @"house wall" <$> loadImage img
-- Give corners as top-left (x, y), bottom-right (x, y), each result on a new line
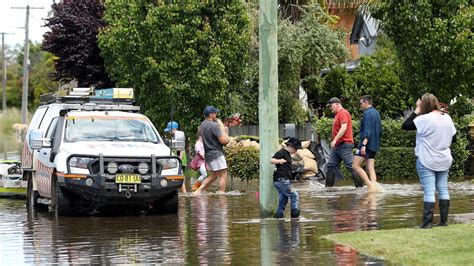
top-left (328, 5), bottom-right (360, 59)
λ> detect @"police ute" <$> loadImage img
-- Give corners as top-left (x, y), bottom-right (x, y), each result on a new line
top-left (22, 87), bottom-right (184, 215)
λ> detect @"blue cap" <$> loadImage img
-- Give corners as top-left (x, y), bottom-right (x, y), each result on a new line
top-left (164, 121), bottom-right (179, 132)
top-left (203, 106), bottom-right (220, 116)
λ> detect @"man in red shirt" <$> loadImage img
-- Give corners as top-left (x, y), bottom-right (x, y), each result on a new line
top-left (326, 97), bottom-right (363, 188)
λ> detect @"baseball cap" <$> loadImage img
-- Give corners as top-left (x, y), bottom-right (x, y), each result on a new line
top-left (286, 137), bottom-right (302, 150)
top-left (164, 121), bottom-right (179, 132)
top-left (203, 106), bottom-right (220, 116)
top-left (327, 97), bottom-right (341, 106)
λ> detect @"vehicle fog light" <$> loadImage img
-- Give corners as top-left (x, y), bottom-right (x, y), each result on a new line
top-left (138, 162), bottom-right (149, 174)
top-left (86, 178), bottom-right (94, 186)
top-left (107, 162), bottom-right (118, 174)
top-left (160, 178), bottom-right (168, 187)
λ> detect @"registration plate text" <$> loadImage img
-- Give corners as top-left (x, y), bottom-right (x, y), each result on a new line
top-left (115, 174), bottom-right (141, 184)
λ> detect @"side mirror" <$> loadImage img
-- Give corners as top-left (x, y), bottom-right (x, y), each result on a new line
top-left (29, 129), bottom-right (51, 150)
top-left (163, 139), bottom-right (171, 147)
top-left (171, 130), bottom-right (185, 151)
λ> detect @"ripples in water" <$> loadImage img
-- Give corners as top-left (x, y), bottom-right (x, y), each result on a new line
top-left (0, 180), bottom-right (473, 264)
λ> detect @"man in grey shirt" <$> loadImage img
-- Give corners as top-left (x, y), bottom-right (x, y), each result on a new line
top-left (193, 106), bottom-right (230, 195)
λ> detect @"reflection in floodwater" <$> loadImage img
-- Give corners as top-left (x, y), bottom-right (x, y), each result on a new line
top-left (20, 208), bottom-right (185, 264)
top-left (182, 195), bottom-right (231, 265)
top-left (0, 180), bottom-right (473, 264)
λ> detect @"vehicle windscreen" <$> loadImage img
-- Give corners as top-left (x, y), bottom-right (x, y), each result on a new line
top-left (64, 116), bottom-right (160, 143)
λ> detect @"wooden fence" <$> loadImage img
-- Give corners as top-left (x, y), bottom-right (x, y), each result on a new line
top-left (228, 122), bottom-right (315, 141)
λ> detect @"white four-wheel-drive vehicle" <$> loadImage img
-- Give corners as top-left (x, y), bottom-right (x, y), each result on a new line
top-left (22, 88), bottom-right (184, 215)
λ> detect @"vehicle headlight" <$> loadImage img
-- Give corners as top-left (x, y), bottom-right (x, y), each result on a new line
top-left (157, 158), bottom-right (178, 170)
top-left (138, 162), bottom-right (149, 174)
top-left (107, 161), bottom-right (118, 174)
top-left (69, 157), bottom-right (94, 169)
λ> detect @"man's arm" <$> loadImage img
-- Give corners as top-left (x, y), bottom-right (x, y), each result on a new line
top-left (331, 123), bottom-right (347, 148)
top-left (218, 134), bottom-right (230, 145)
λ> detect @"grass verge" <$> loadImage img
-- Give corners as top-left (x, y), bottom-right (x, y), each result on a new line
top-left (324, 224), bottom-right (474, 265)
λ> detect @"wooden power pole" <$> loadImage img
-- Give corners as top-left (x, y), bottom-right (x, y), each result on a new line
top-left (12, 5), bottom-right (44, 124)
top-left (258, 0), bottom-right (279, 218)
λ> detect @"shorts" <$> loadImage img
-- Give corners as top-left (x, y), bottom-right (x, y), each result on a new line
top-left (208, 156), bottom-right (227, 171)
top-left (355, 148), bottom-right (376, 159)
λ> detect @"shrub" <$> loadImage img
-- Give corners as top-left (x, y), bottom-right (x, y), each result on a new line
top-left (314, 116), bottom-right (416, 148)
top-left (376, 147), bottom-right (417, 180)
top-left (313, 115), bottom-right (471, 179)
top-left (225, 145), bottom-right (260, 182)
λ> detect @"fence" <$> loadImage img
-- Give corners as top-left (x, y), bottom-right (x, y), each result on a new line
top-left (228, 122), bottom-right (315, 141)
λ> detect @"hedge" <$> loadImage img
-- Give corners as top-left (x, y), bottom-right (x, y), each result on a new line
top-left (224, 116), bottom-right (472, 181)
top-left (313, 115), bottom-right (472, 179)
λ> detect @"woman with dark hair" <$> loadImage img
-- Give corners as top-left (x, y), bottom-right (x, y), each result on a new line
top-left (402, 93), bottom-right (456, 228)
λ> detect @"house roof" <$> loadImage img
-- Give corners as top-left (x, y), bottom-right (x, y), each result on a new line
top-left (320, 59), bottom-right (361, 77)
top-left (350, 14), bottom-right (380, 45)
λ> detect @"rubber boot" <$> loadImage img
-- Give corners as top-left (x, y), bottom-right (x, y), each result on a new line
top-left (435, 199), bottom-right (449, 226)
top-left (420, 202), bottom-right (435, 229)
top-left (325, 170), bottom-right (335, 187)
top-left (275, 213), bottom-right (284, 219)
top-left (290, 209), bottom-right (300, 219)
top-left (352, 174), bottom-right (364, 188)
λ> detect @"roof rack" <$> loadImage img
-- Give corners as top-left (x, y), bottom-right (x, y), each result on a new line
top-left (40, 87), bottom-right (136, 106)
top-left (61, 103), bottom-right (140, 112)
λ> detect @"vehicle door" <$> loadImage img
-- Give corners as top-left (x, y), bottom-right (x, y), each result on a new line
top-left (22, 106), bottom-right (48, 169)
top-left (36, 117), bottom-right (59, 198)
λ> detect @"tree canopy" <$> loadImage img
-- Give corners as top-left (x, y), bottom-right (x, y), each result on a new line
top-left (99, 1), bottom-right (251, 136)
top-left (371, 0), bottom-right (474, 102)
top-left (43, 0), bottom-right (113, 88)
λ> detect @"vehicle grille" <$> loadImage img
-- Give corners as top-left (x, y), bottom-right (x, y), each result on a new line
top-left (89, 158), bottom-right (162, 175)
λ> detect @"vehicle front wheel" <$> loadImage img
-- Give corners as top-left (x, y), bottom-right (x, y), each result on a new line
top-left (51, 174), bottom-right (73, 216)
top-left (152, 190), bottom-right (178, 214)
top-left (26, 172), bottom-right (39, 209)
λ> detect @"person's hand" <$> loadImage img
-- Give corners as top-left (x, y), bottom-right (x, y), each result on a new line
top-left (415, 98), bottom-right (422, 114)
top-left (331, 140), bottom-right (336, 149)
top-left (279, 159), bottom-right (286, 165)
top-left (360, 145), bottom-right (366, 156)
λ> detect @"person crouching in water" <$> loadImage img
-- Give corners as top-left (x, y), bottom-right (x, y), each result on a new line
top-left (270, 137), bottom-right (302, 219)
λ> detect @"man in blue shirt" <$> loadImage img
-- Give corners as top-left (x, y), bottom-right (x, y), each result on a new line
top-left (353, 95), bottom-right (382, 190)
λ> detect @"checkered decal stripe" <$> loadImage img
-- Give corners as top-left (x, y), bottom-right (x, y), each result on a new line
top-left (21, 142), bottom-right (33, 168)
top-left (36, 162), bottom-right (54, 198)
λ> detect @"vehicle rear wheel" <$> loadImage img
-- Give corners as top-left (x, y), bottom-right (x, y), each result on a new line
top-left (51, 174), bottom-right (73, 216)
top-left (153, 190), bottom-right (178, 214)
top-left (26, 172), bottom-right (40, 209)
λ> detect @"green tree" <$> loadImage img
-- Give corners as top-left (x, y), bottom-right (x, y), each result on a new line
top-left (99, 1), bottom-right (251, 136)
top-left (280, 4), bottom-right (348, 123)
top-left (343, 36), bottom-right (412, 118)
top-left (315, 36), bottom-right (413, 118)
top-left (370, 0), bottom-right (474, 103)
top-left (18, 42), bottom-right (58, 108)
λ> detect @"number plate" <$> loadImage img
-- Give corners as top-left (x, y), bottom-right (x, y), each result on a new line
top-left (115, 174), bottom-right (141, 184)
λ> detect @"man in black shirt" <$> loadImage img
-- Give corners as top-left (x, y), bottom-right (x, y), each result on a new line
top-left (271, 137), bottom-right (302, 219)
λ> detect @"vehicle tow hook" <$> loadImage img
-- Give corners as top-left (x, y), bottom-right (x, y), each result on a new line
top-left (125, 190), bottom-right (132, 199)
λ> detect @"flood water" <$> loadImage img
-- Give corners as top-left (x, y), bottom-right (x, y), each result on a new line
top-left (1, 178), bottom-right (474, 265)
top-left (1, 138), bottom-right (473, 264)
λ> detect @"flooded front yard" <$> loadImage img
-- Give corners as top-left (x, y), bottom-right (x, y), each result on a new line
top-left (0, 179), bottom-right (473, 264)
